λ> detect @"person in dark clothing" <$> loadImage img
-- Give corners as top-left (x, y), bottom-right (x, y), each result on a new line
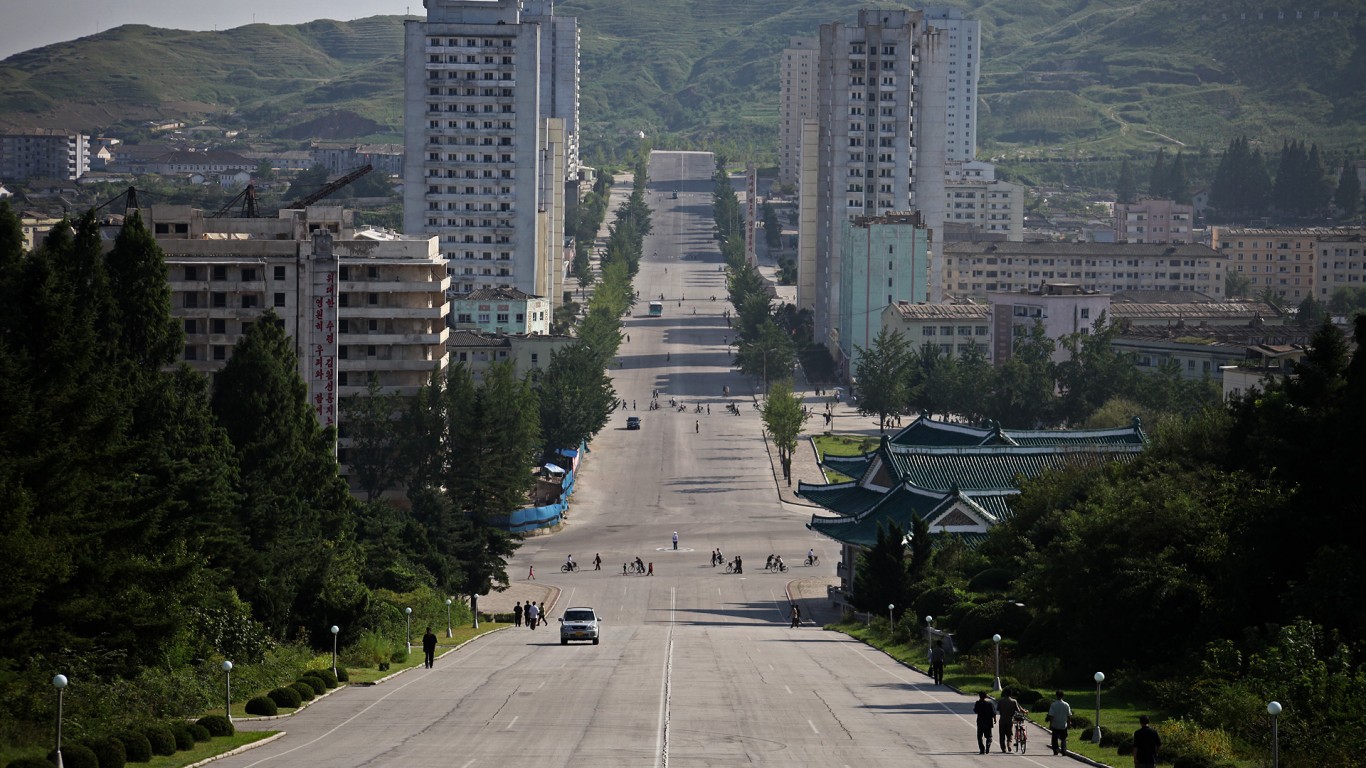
top-left (422, 627), bottom-right (438, 669)
top-left (1133, 715), bottom-right (1161, 768)
top-left (513, 601), bottom-right (523, 627)
top-left (929, 640), bottom-right (946, 685)
top-left (997, 689), bottom-right (1026, 752)
top-left (974, 691), bottom-right (997, 754)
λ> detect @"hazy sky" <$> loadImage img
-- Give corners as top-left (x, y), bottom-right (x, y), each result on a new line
top-left (0, 1), bottom-right (416, 61)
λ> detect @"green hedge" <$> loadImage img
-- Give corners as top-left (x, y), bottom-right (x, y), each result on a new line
top-left (7, 759), bottom-right (55, 768)
top-left (245, 695), bottom-right (278, 716)
top-left (141, 724), bottom-right (176, 756)
top-left (311, 668), bottom-right (339, 688)
top-left (187, 724), bottom-right (211, 743)
top-left (116, 731), bottom-right (152, 763)
top-left (195, 715), bottom-right (234, 737)
top-left (53, 744), bottom-right (100, 768)
top-left (81, 736), bottom-right (126, 768)
top-left (268, 686), bottom-right (302, 709)
top-left (297, 675), bottom-right (327, 696)
top-left (288, 681), bottom-right (315, 701)
top-left (335, 667), bottom-right (349, 683)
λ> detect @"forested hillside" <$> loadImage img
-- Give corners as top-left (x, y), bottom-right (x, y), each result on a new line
top-left (0, 0), bottom-right (1362, 159)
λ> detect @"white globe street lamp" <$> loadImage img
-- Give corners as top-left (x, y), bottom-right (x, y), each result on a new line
top-left (445, 598), bottom-right (453, 638)
top-left (1267, 701), bottom-right (1282, 768)
top-left (1093, 671), bottom-right (1106, 744)
top-left (992, 634), bottom-right (1003, 692)
top-left (887, 604), bottom-right (895, 641)
top-left (924, 616), bottom-right (934, 658)
top-left (53, 674), bottom-right (68, 768)
top-left (221, 661), bottom-right (233, 722)
top-left (405, 607), bottom-right (413, 654)
top-left (330, 625), bottom-right (340, 677)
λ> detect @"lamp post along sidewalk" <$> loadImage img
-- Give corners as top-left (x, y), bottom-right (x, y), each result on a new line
top-left (405, 607), bottom-right (412, 654)
top-left (1093, 671), bottom-right (1105, 743)
top-left (888, 604), bottom-right (895, 641)
top-left (330, 625), bottom-right (340, 677)
top-left (53, 674), bottom-right (68, 768)
top-left (1267, 701), bottom-right (1282, 768)
top-left (992, 634), bottom-right (1002, 691)
top-left (221, 661), bottom-right (233, 722)
top-left (445, 598), bottom-right (453, 638)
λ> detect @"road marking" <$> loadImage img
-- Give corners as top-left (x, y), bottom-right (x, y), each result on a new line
top-left (785, 685), bottom-right (792, 695)
top-left (460, 761), bottom-right (474, 768)
top-left (655, 586), bottom-right (676, 768)
top-left (537, 681), bottom-right (546, 690)
top-left (808, 719), bottom-right (819, 735)
top-left (505, 715), bottom-right (518, 730)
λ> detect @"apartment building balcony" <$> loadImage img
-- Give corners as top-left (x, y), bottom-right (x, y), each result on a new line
top-left (341, 278), bottom-right (450, 293)
top-left (339, 358), bottom-right (445, 373)
top-left (343, 306), bottom-right (446, 320)
top-left (340, 329), bottom-right (449, 346)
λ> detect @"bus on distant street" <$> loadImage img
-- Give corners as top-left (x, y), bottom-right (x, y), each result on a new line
top-left (648, 301), bottom-right (663, 317)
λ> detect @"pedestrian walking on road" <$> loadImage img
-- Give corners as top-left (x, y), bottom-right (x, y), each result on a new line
top-left (633, 400), bottom-right (636, 410)
top-left (974, 691), bottom-right (997, 754)
top-left (997, 690), bottom-right (1024, 753)
top-left (1047, 690), bottom-right (1073, 755)
top-left (623, 562), bottom-right (629, 575)
top-left (695, 420), bottom-right (699, 433)
top-left (538, 602), bottom-right (546, 626)
top-left (673, 531), bottom-right (679, 550)
top-left (527, 564), bottom-right (535, 580)
top-left (594, 553), bottom-right (602, 570)
top-left (422, 627), bottom-right (438, 669)
top-left (526, 602), bottom-right (539, 629)
top-left (513, 601), bottom-right (523, 627)
top-left (790, 604), bottom-right (801, 628)
top-left (647, 562), bottom-right (654, 575)
top-left (1133, 715), bottom-right (1161, 768)
top-left (930, 640), bottom-right (946, 685)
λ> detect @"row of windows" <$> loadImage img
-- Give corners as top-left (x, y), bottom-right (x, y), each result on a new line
top-left (920, 326), bottom-right (989, 336)
top-left (176, 265), bottom-right (288, 282)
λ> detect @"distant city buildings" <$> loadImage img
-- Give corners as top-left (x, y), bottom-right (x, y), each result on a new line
top-left (944, 161), bottom-right (1023, 241)
top-left (449, 286), bottom-right (550, 335)
top-left (922, 6), bottom-right (980, 164)
top-left (943, 241), bottom-right (1227, 298)
top-left (402, 0), bottom-right (579, 305)
top-left (778, 37), bottom-right (817, 189)
top-left (0, 129), bottom-right (89, 181)
top-left (1211, 226), bottom-right (1324, 303)
top-left (1114, 198), bottom-right (1194, 244)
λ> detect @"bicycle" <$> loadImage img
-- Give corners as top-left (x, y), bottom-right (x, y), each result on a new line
top-left (805, 554), bottom-right (820, 567)
top-left (725, 560), bottom-right (741, 574)
top-left (1013, 713), bottom-right (1028, 754)
top-left (561, 562), bottom-right (579, 573)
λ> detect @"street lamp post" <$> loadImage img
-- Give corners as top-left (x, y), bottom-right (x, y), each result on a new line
top-left (992, 634), bottom-right (1003, 692)
top-left (52, 674), bottom-right (67, 768)
top-left (887, 604), bottom-right (895, 641)
top-left (330, 625), bottom-right (340, 677)
top-left (445, 598), bottom-right (453, 638)
top-left (404, 607), bottom-right (413, 654)
top-left (221, 661), bottom-right (233, 722)
top-left (1093, 671), bottom-right (1105, 744)
top-left (924, 616), bottom-right (934, 659)
top-left (1267, 701), bottom-right (1282, 768)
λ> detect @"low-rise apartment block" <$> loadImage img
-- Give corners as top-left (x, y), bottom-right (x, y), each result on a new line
top-left (449, 286), bottom-right (550, 334)
top-left (943, 241), bottom-right (1226, 298)
top-left (1210, 226), bottom-right (1323, 302)
top-left (447, 329), bottom-right (573, 381)
top-left (944, 161), bottom-right (1023, 241)
top-left (1314, 229), bottom-right (1366, 300)
top-left (1114, 198), bottom-right (1193, 244)
top-left (0, 129), bottom-right (89, 181)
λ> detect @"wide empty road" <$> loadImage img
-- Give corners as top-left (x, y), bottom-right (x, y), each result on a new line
top-left (224, 152), bottom-right (1019, 767)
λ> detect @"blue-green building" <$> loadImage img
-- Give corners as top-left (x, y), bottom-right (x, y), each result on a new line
top-left (836, 212), bottom-right (931, 378)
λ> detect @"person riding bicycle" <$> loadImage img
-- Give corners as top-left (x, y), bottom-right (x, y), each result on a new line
top-left (807, 548), bottom-right (815, 565)
top-left (775, 555), bottom-right (786, 571)
top-left (566, 554), bottom-right (575, 571)
top-left (997, 689), bottom-right (1027, 752)
top-left (765, 554), bottom-right (775, 570)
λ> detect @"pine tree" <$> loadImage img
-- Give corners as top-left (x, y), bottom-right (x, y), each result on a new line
top-left (105, 210), bottom-right (183, 371)
top-left (1116, 159), bottom-right (1137, 204)
top-left (1166, 152), bottom-right (1191, 204)
top-left (1148, 148), bottom-right (1169, 198)
top-left (1335, 157), bottom-right (1361, 219)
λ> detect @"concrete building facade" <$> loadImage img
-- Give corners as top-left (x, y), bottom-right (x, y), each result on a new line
top-left (1211, 226), bottom-right (1322, 302)
top-left (795, 119), bottom-right (820, 314)
top-left (880, 302), bottom-right (991, 358)
top-left (403, 0), bottom-right (575, 302)
top-left (1315, 229), bottom-right (1366, 300)
top-left (987, 283), bottom-right (1113, 364)
top-left (526, 0), bottom-right (581, 181)
top-left (1114, 198), bottom-right (1194, 244)
top-left (944, 161), bottom-right (1022, 241)
top-left (0, 129), bottom-right (89, 181)
top-left (923, 6), bottom-right (980, 163)
top-left (944, 241), bottom-right (1227, 298)
top-left (778, 37), bottom-right (818, 188)
top-left (812, 9), bottom-right (948, 358)
top-left (837, 212), bottom-right (931, 376)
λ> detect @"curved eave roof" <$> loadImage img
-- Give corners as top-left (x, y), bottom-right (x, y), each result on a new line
top-left (888, 415), bottom-right (1146, 448)
top-left (887, 444), bottom-right (1141, 492)
top-left (806, 484), bottom-right (1017, 548)
top-left (796, 480), bottom-right (884, 517)
top-left (821, 453), bottom-right (874, 478)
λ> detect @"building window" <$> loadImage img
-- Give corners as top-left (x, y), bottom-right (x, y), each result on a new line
top-left (241, 268), bottom-right (257, 282)
top-left (183, 319), bottom-right (196, 334)
top-left (212, 266), bottom-right (227, 281)
top-left (211, 318), bottom-right (226, 334)
top-left (274, 266), bottom-right (286, 280)
top-left (184, 346), bottom-right (197, 361)
top-left (184, 266), bottom-right (199, 281)
top-left (274, 292), bottom-right (286, 307)
top-left (211, 292), bottom-right (226, 308)
top-left (212, 346), bottom-right (227, 361)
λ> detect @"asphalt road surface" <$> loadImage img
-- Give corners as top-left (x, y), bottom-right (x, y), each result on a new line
top-left (226, 151), bottom-right (1042, 767)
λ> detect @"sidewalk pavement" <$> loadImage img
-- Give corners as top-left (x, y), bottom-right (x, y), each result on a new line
top-left (785, 576), bottom-right (844, 628)
top-left (479, 580), bottom-right (562, 619)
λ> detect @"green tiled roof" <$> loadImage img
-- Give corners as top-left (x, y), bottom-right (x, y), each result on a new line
top-left (889, 414), bottom-right (1146, 448)
top-left (806, 484), bottom-right (1018, 548)
top-left (796, 480), bottom-right (884, 517)
top-left (886, 444), bottom-right (1141, 492)
top-left (821, 453), bottom-right (873, 479)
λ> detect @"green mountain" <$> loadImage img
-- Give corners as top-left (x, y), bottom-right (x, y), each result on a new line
top-left (1, 1), bottom-right (1362, 158)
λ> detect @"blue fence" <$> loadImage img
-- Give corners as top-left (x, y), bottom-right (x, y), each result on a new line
top-left (492, 444), bottom-right (583, 533)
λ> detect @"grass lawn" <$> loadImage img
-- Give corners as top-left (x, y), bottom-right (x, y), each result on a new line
top-left (829, 620), bottom-right (1256, 766)
top-left (0, 732), bottom-right (276, 768)
top-left (345, 622), bottom-right (506, 685)
top-left (811, 434), bottom-right (880, 482)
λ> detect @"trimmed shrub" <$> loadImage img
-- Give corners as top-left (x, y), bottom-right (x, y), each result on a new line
top-left (389, 650), bottom-right (409, 665)
top-left (268, 686), bottom-right (302, 709)
top-left (913, 584), bottom-right (967, 622)
top-left (8, 759), bottom-right (55, 768)
top-left (245, 695), bottom-right (278, 716)
top-left (1031, 697), bottom-right (1051, 713)
top-left (82, 736), bottom-right (126, 768)
top-left (966, 567), bottom-right (1014, 593)
top-left (1112, 730), bottom-right (1135, 755)
top-left (141, 724), bottom-right (176, 756)
top-left (312, 668), bottom-right (339, 688)
top-left (1011, 688), bottom-right (1044, 709)
top-left (169, 722), bottom-right (196, 751)
top-left (187, 724), bottom-right (211, 743)
top-left (1070, 714), bottom-right (1093, 734)
top-left (335, 667), bottom-right (349, 683)
top-left (289, 681), bottom-right (316, 701)
top-left (55, 744), bottom-right (100, 768)
top-left (196, 715), bottom-right (234, 737)
top-left (298, 675), bottom-right (327, 696)
top-left (116, 731), bottom-right (152, 763)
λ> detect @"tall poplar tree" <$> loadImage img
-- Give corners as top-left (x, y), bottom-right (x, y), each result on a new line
top-left (1334, 157), bottom-right (1361, 218)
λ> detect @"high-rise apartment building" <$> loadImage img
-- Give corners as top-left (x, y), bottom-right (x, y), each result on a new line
top-left (923, 7), bottom-right (980, 163)
top-left (778, 37), bottom-right (818, 188)
top-left (811, 9), bottom-right (948, 356)
top-left (402, 0), bottom-right (577, 302)
top-left (837, 212), bottom-right (931, 377)
top-left (0, 129), bottom-right (89, 181)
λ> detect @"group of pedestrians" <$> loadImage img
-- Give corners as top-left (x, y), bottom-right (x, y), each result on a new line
top-left (966, 686), bottom-right (1161, 764)
top-left (512, 600), bottom-right (547, 629)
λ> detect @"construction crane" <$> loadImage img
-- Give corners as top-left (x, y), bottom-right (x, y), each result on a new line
top-left (285, 164), bottom-right (374, 209)
top-left (210, 164), bottom-right (374, 218)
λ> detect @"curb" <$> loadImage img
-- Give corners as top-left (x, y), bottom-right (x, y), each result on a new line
top-left (366, 624), bottom-right (516, 685)
top-left (183, 731), bottom-right (286, 768)
top-left (233, 682), bottom-right (345, 722)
